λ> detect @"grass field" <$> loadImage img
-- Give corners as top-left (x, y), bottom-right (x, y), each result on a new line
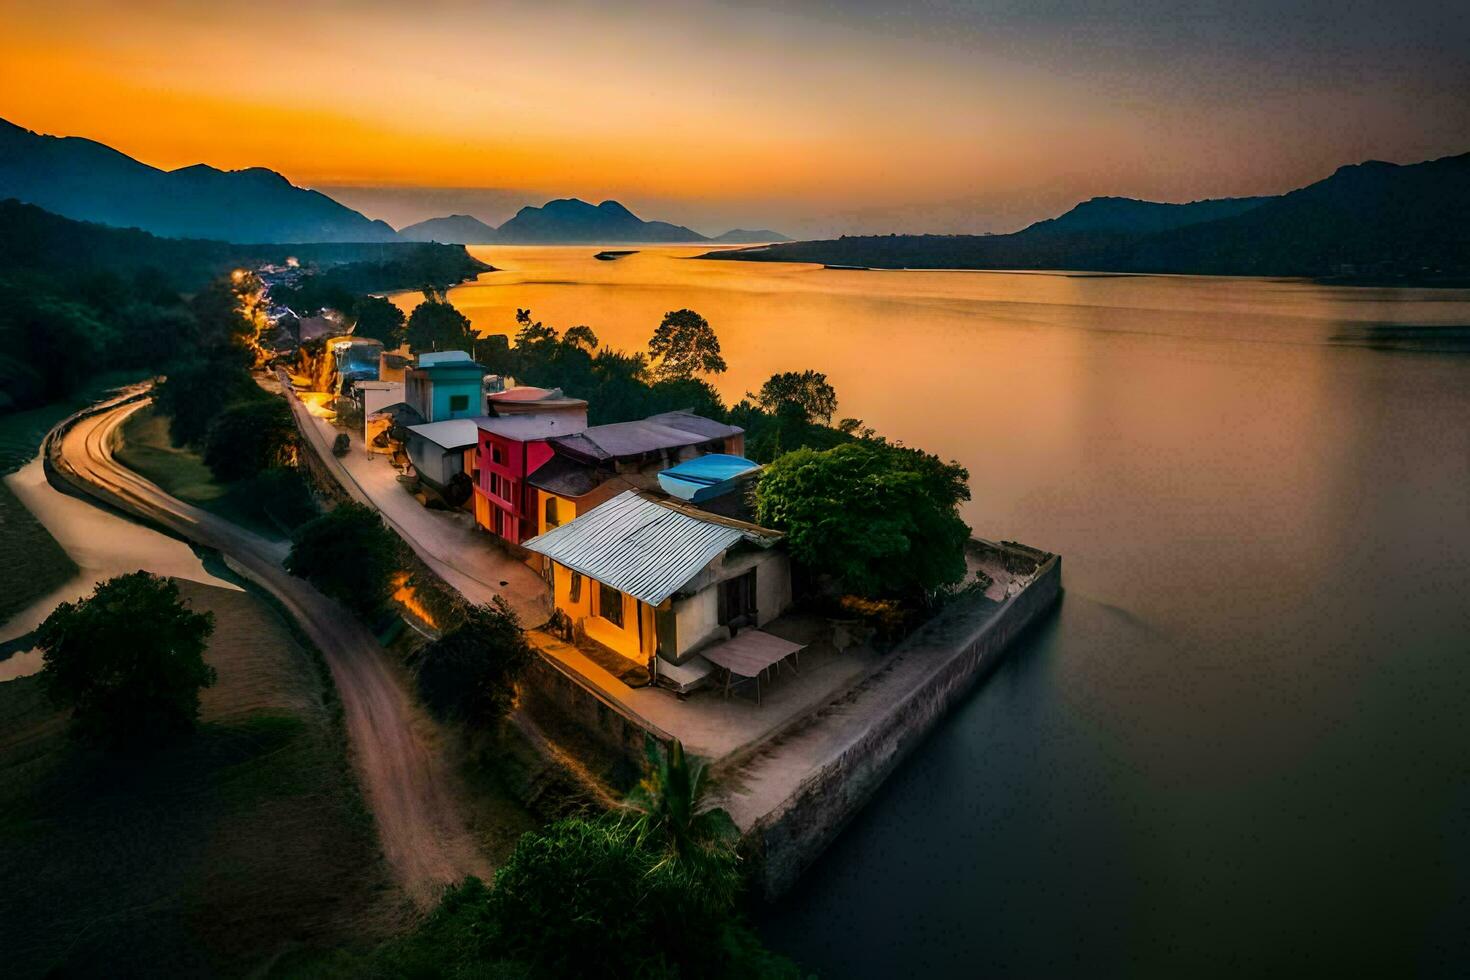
top-left (0, 480), bottom-right (78, 626)
top-left (113, 405), bottom-right (288, 540)
top-left (0, 578), bottom-right (399, 977)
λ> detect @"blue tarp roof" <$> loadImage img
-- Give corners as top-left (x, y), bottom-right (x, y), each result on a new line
top-left (659, 454), bottom-right (759, 487)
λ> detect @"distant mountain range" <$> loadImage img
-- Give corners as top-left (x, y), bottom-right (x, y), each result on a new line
top-left (704, 152), bottom-right (1470, 283)
top-left (0, 198), bottom-right (487, 293)
top-left (401, 198), bottom-right (792, 245)
top-left (0, 118), bottom-right (398, 243)
top-left (0, 118), bottom-right (788, 246)
top-left (398, 213), bottom-right (500, 243)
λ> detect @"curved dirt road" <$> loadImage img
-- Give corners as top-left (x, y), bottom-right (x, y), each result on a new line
top-left (50, 397), bottom-right (488, 907)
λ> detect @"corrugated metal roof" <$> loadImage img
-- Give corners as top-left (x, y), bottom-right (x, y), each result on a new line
top-left (550, 411), bottom-right (743, 462)
top-left (406, 418), bottom-right (480, 450)
top-left (522, 490), bottom-right (781, 605)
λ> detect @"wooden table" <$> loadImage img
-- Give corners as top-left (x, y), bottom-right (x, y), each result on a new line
top-left (701, 629), bottom-right (805, 705)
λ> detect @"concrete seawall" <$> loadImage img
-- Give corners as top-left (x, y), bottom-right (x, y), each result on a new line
top-left (737, 555), bottom-right (1062, 900)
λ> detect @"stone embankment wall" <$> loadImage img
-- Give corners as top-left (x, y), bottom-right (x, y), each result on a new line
top-left (746, 555), bottom-right (1062, 900)
top-left (519, 649), bottom-right (671, 783)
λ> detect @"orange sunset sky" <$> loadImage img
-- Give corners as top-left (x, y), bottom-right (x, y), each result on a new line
top-left (3, 0), bottom-right (1468, 236)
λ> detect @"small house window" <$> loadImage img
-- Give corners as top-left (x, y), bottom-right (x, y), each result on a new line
top-left (449, 394), bottom-right (470, 412)
top-left (544, 496), bottom-right (561, 529)
top-left (598, 582), bottom-right (625, 628)
top-left (492, 443), bottom-right (505, 464)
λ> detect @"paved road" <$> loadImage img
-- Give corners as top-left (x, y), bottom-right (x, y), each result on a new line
top-left (278, 373), bottom-right (550, 627)
top-left (51, 397), bottom-right (489, 907)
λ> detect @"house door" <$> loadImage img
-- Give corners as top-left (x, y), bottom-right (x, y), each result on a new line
top-left (718, 569), bottom-right (757, 629)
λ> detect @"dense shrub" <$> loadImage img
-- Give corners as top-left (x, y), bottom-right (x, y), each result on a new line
top-left (202, 398), bottom-right (299, 481)
top-left (414, 598), bottom-right (533, 727)
top-left (285, 502), bottom-right (401, 618)
top-left (37, 572), bottom-right (216, 749)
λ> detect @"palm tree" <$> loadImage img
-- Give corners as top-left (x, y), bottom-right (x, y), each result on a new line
top-left (623, 737), bottom-right (737, 866)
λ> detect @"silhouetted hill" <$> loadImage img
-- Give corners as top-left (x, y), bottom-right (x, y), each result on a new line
top-left (703, 153), bottom-right (1470, 283)
top-left (0, 118), bottom-right (400, 243)
top-left (0, 199), bottom-right (486, 292)
top-left (494, 198), bottom-right (707, 243)
top-left (1121, 154), bottom-right (1470, 278)
top-left (709, 228), bottom-right (792, 244)
top-left (399, 213), bottom-right (500, 243)
top-left (1018, 195), bottom-right (1271, 237)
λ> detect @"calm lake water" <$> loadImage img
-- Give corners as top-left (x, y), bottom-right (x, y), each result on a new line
top-left (417, 247), bottom-right (1470, 976)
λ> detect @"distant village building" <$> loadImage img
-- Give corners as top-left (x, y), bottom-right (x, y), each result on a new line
top-left (353, 380), bottom-right (404, 439)
top-left (527, 411), bottom-right (746, 538)
top-left (327, 337), bottom-right (384, 394)
top-left (404, 351), bottom-right (487, 422)
top-left (472, 387), bottom-right (589, 543)
top-left (378, 351), bottom-right (412, 384)
top-left (401, 351), bottom-right (487, 495)
top-left (404, 418), bottom-right (479, 493)
top-left (524, 490), bottom-right (792, 669)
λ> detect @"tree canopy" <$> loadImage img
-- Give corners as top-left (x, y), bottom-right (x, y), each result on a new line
top-left (37, 572), bottom-right (216, 748)
top-left (153, 359), bottom-right (265, 448)
top-left (202, 398), bottom-right (299, 482)
top-left (648, 308), bottom-right (727, 380)
top-left (755, 440), bottom-right (973, 601)
top-left (352, 295), bottom-right (407, 348)
top-left (562, 323), bottom-right (598, 351)
top-left (756, 369), bottom-right (838, 424)
top-left (414, 597), bottom-right (533, 727)
top-left (285, 502), bottom-right (402, 618)
top-left (406, 297), bottom-right (476, 353)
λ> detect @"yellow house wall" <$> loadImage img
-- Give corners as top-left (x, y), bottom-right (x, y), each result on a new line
top-left (552, 560), bottom-right (654, 664)
top-left (537, 490), bottom-right (577, 536)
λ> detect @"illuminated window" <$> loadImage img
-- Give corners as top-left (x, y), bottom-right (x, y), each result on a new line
top-left (598, 582), bottom-right (624, 627)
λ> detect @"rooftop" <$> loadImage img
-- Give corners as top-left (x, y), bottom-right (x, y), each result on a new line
top-left (417, 350), bottom-right (474, 366)
top-left (522, 490), bottom-right (781, 606)
top-left (405, 417), bottom-right (481, 451)
top-left (366, 401), bottom-right (425, 426)
top-left (475, 414), bottom-right (590, 442)
top-left (658, 453), bottom-right (761, 504)
top-left (551, 411), bottom-right (743, 462)
top-left (526, 454), bottom-right (608, 498)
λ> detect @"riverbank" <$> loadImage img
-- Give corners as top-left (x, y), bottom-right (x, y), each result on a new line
top-left (0, 481), bottom-right (76, 628)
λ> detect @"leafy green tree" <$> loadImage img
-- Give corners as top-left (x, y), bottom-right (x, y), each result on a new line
top-left (562, 323), bottom-right (599, 351)
top-left (352, 295), bottom-right (407, 347)
top-left (757, 369), bottom-right (838, 424)
top-left (153, 360), bottom-right (261, 448)
top-left (473, 332), bottom-right (514, 376)
top-left (189, 277), bottom-right (256, 364)
top-left (0, 282), bottom-right (109, 401)
top-left (414, 597), bottom-right (533, 727)
top-left (407, 298), bottom-right (476, 353)
top-left (37, 572), bottom-right (216, 748)
top-left (285, 502), bottom-right (401, 618)
top-left (755, 441), bottom-right (973, 601)
top-left (203, 398), bottom-right (299, 482)
top-left (648, 308), bottom-right (727, 380)
top-left (109, 301), bottom-right (194, 369)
